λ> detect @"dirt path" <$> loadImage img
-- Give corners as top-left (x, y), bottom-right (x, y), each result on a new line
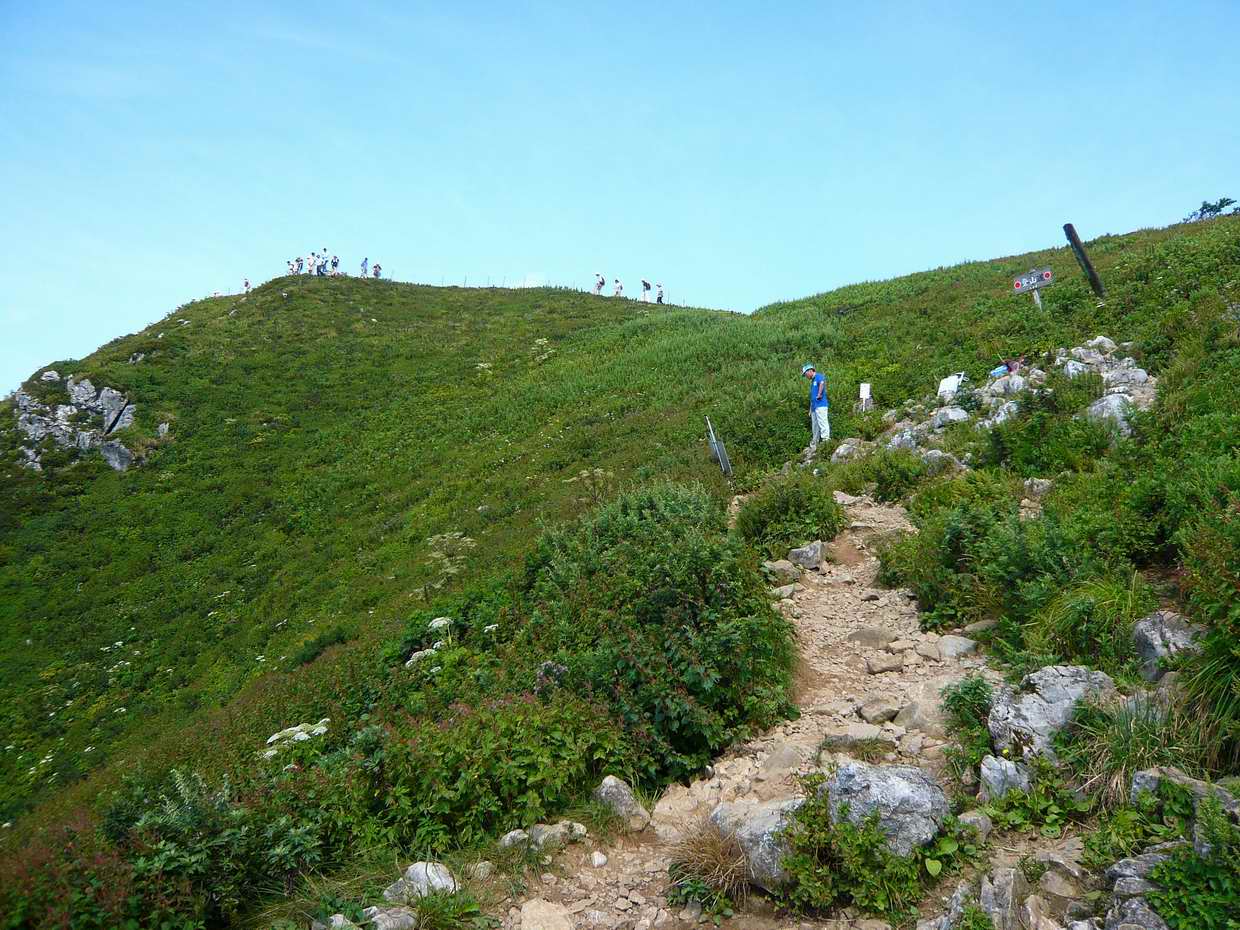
top-left (497, 493), bottom-right (1001, 930)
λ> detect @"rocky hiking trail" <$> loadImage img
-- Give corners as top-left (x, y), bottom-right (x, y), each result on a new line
top-left (493, 493), bottom-right (1009, 930)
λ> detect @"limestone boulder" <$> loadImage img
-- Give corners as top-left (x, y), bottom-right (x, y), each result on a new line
top-left (709, 798), bottom-right (804, 892)
top-left (1131, 610), bottom-right (1206, 681)
top-left (824, 761), bottom-right (949, 857)
top-left (988, 665), bottom-right (1116, 759)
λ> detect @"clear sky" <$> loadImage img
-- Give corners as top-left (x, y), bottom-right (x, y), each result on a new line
top-left (2, 1), bottom-right (1237, 391)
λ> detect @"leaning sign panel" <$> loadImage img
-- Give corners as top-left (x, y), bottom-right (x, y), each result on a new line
top-left (1013, 267), bottom-right (1054, 291)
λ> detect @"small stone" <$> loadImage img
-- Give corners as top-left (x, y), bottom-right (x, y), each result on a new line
top-left (887, 639), bottom-right (916, 653)
top-left (938, 635), bottom-right (978, 659)
top-left (848, 626), bottom-right (897, 648)
top-left (520, 898), bottom-right (574, 930)
top-left (958, 809), bottom-right (993, 841)
top-left (858, 696), bottom-right (900, 724)
top-left (866, 653), bottom-right (903, 674)
top-left (915, 642), bottom-right (941, 661)
top-left (591, 850), bottom-right (608, 867)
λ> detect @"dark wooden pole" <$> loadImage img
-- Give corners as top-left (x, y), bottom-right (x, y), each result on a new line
top-left (1063, 223), bottom-right (1106, 298)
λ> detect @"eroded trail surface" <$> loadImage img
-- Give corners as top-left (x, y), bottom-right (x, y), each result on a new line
top-left (500, 494), bottom-right (999, 930)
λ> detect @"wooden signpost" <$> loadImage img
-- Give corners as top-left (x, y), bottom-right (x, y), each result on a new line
top-left (1063, 223), bottom-right (1106, 298)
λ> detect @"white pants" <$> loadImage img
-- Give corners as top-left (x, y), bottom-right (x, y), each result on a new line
top-left (810, 407), bottom-right (830, 445)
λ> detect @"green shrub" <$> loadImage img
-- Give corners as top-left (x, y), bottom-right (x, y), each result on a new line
top-left (831, 450), bottom-right (929, 503)
top-left (521, 484), bottom-right (796, 781)
top-left (779, 776), bottom-right (978, 921)
top-left (290, 625), bottom-right (354, 667)
top-left (1082, 782), bottom-right (1195, 869)
top-left (983, 760), bottom-right (1092, 838)
top-left (735, 473), bottom-right (846, 555)
top-left (1023, 572), bottom-right (1154, 673)
top-left (1148, 796), bottom-right (1240, 930)
top-left (940, 675), bottom-right (994, 779)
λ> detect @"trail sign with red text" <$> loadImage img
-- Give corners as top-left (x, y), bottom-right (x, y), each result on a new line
top-left (1013, 267), bottom-right (1054, 292)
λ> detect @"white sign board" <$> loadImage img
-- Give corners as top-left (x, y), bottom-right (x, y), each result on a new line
top-left (859, 383), bottom-right (871, 400)
top-left (937, 372), bottom-right (966, 398)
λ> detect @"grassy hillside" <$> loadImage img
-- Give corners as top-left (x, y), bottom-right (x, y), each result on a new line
top-left (2, 216), bottom-right (1239, 927)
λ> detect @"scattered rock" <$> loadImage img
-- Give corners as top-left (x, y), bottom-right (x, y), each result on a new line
top-left (958, 809), bottom-right (992, 841)
top-left (762, 559), bottom-right (802, 583)
top-left (360, 906), bottom-right (417, 930)
top-left (590, 850), bottom-right (608, 868)
top-left (709, 798), bottom-right (803, 892)
top-left (788, 540), bottom-right (826, 569)
top-left (1086, 394), bottom-right (1134, 436)
top-left (978, 755), bottom-right (1031, 802)
top-left (382, 861), bottom-right (458, 904)
top-left (771, 583), bottom-right (797, 599)
top-left (1103, 896), bottom-right (1169, 930)
top-left (821, 722), bottom-right (896, 752)
top-left (528, 820), bottom-right (587, 849)
top-left (99, 440), bottom-right (134, 472)
top-left (520, 898), bottom-right (575, 930)
top-left (989, 665), bottom-right (1117, 759)
top-left (824, 761), bottom-right (949, 857)
top-left (915, 642), bottom-right (942, 662)
top-left (848, 626), bottom-right (898, 649)
top-left (1024, 477), bottom-right (1054, 499)
top-left (593, 775), bottom-right (651, 832)
top-left (469, 860), bottom-right (495, 880)
top-left (1131, 610), bottom-right (1206, 681)
top-left (866, 653), bottom-right (904, 674)
top-left (979, 867), bottom-right (1031, 930)
top-left (832, 438), bottom-right (876, 463)
top-left (938, 635), bottom-right (978, 660)
top-left (858, 696), bottom-right (900, 724)
top-left (932, 406), bottom-right (970, 429)
top-left (499, 828), bottom-right (530, 848)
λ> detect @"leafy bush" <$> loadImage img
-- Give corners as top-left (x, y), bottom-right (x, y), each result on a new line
top-left (983, 760), bottom-right (1092, 838)
top-left (734, 473), bottom-right (846, 555)
top-left (940, 675), bottom-right (994, 779)
top-left (1082, 781), bottom-right (1195, 869)
top-left (290, 625), bottom-right (354, 667)
top-left (830, 450), bottom-right (928, 503)
top-left (1148, 796), bottom-right (1240, 930)
top-left (779, 775), bottom-right (978, 921)
top-left (1023, 572), bottom-right (1154, 673)
top-left (519, 484), bottom-right (796, 781)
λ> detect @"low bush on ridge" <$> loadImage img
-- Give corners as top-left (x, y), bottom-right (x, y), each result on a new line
top-left (0, 483), bottom-right (795, 927)
top-left (735, 473), bottom-right (846, 555)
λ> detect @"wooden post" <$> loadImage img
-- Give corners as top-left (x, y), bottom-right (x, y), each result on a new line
top-left (1032, 288), bottom-right (1043, 310)
top-left (1063, 223), bottom-right (1106, 298)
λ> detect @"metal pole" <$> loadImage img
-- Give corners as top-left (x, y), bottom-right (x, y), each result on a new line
top-left (1032, 288), bottom-right (1043, 310)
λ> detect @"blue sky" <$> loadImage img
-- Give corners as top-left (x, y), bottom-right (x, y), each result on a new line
top-left (2, 1), bottom-right (1237, 391)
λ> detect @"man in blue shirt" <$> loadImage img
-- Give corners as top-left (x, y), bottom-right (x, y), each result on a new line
top-left (802, 363), bottom-right (830, 453)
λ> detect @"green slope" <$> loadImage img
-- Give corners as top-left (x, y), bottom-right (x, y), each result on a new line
top-left (1, 217), bottom-right (1238, 907)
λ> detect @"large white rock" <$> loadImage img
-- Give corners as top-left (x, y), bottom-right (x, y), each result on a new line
top-left (382, 861), bottom-right (457, 903)
top-left (787, 540), bottom-right (826, 569)
top-left (988, 666), bottom-right (1116, 759)
top-left (932, 406), bottom-right (970, 429)
top-left (824, 761), bottom-right (949, 857)
top-left (978, 755), bottom-right (1031, 802)
top-left (1086, 394), bottom-right (1134, 436)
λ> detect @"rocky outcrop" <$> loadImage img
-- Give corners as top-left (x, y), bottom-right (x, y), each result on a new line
top-left (1131, 610), bottom-right (1205, 681)
top-left (823, 761), bottom-right (949, 857)
top-left (788, 540), bottom-right (826, 569)
top-left (989, 665), bottom-right (1116, 759)
top-left (979, 866), bottom-right (1031, 930)
top-left (8, 372), bottom-right (140, 472)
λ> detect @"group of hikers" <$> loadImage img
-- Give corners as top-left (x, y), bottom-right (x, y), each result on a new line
top-left (284, 252), bottom-right (383, 279)
top-left (594, 274), bottom-right (664, 304)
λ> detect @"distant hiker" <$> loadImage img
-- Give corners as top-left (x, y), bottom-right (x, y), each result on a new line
top-left (656, 283), bottom-right (664, 304)
top-left (801, 363), bottom-right (830, 452)
top-left (594, 273), bottom-right (605, 295)
top-left (331, 255), bottom-right (339, 274)
top-left (243, 278), bottom-right (250, 293)
top-left (361, 257), bottom-right (369, 277)
top-left (614, 279), bottom-right (623, 298)
top-left (287, 260), bottom-right (294, 275)
top-left (641, 279), bottom-right (651, 302)
top-left (295, 257), bottom-right (304, 274)
top-left (373, 263), bottom-right (382, 278)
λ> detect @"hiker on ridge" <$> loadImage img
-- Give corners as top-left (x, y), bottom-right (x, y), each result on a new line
top-left (641, 279), bottom-right (652, 302)
top-left (594, 274), bottom-right (605, 295)
top-left (361, 257), bottom-right (369, 277)
top-left (802, 363), bottom-right (830, 453)
top-left (614, 279), bottom-right (623, 298)
top-left (656, 283), bottom-right (664, 304)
